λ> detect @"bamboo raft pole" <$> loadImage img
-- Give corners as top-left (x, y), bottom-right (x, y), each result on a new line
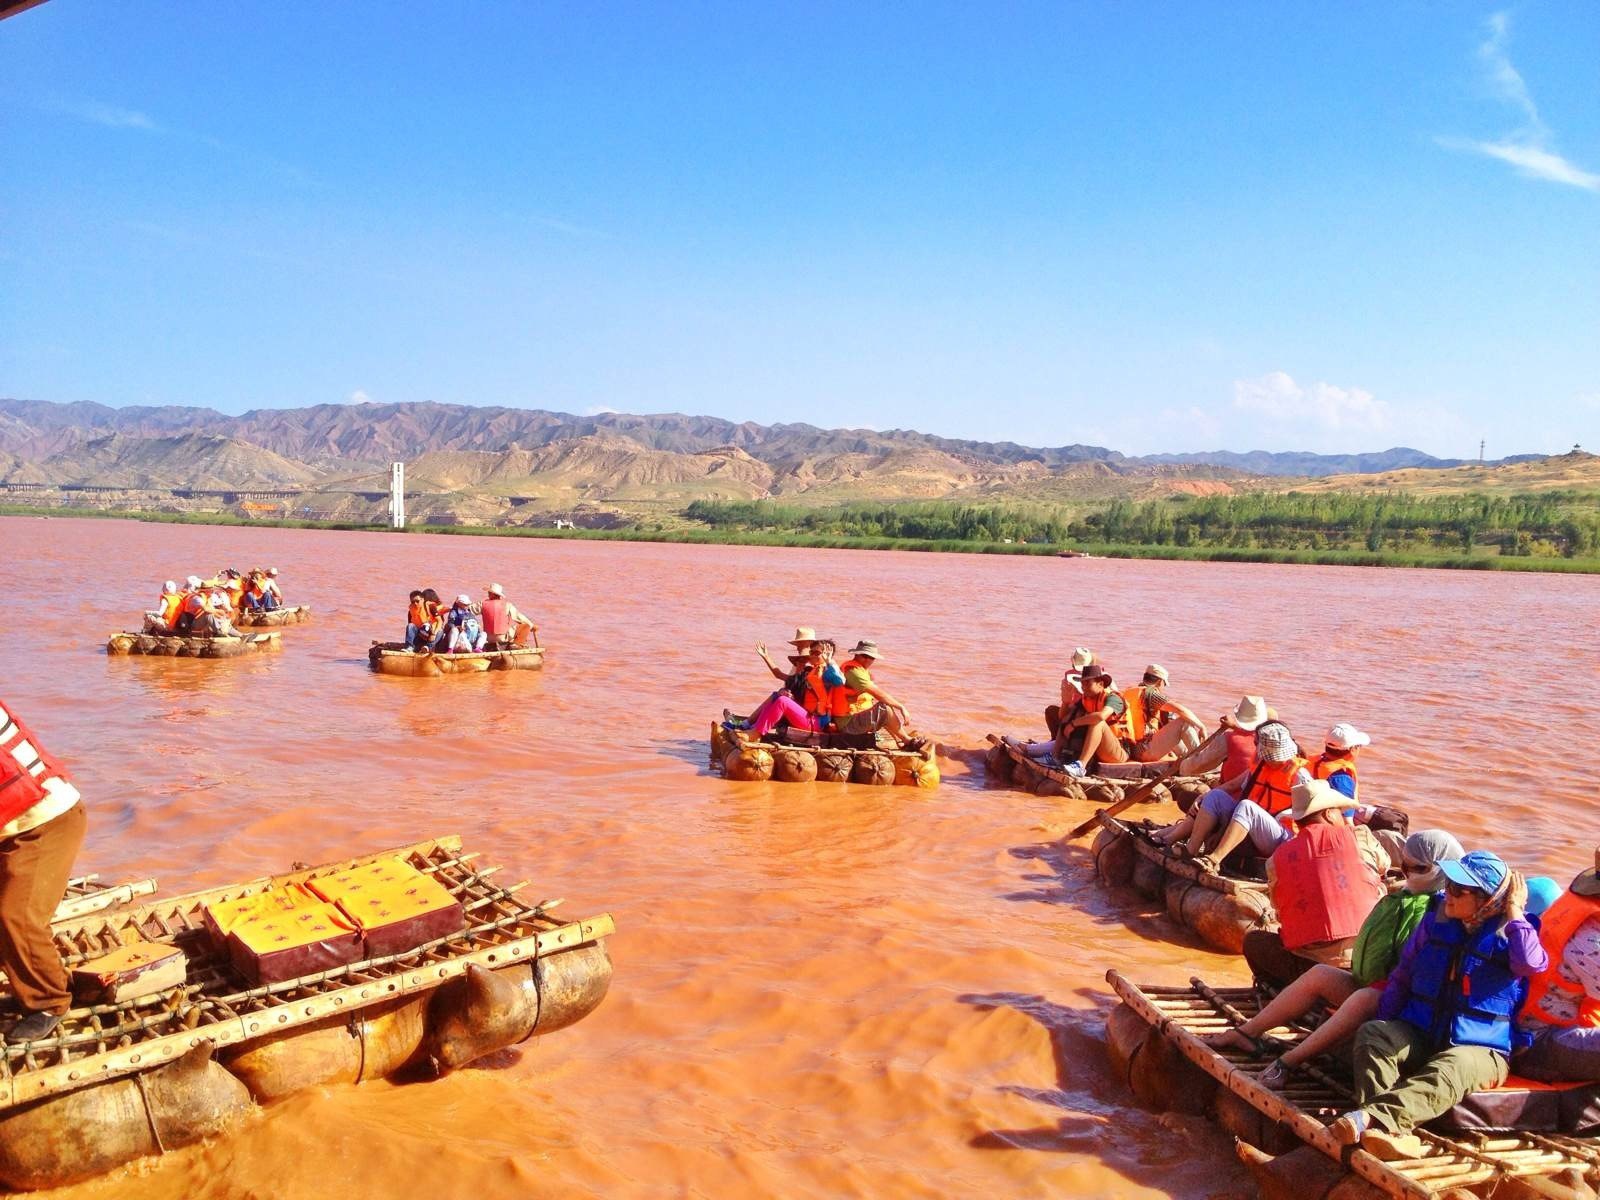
top-left (0, 836), bottom-right (614, 1111)
top-left (1106, 970), bottom-right (1600, 1199)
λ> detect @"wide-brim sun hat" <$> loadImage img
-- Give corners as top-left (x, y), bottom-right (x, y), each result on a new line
top-left (1327, 723), bottom-right (1372, 750)
top-left (1070, 646), bottom-right (1094, 670)
top-left (1441, 851), bottom-right (1510, 896)
top-left (849, 640), bottom-right (880, 660)
top-left (1227, 696), bottom-right (1268, 731)
top-left (1290, 779), bottom-right (1347, 823)
top-left (1143, 663), bottom-right (1169, 684)
top-left (487, 583), bottom-right (505, 597)
top-left (1254, 721), bottom-right (1296, 762)
top-left (1080, 664), bottom-right (1113, 685)
top-left (1571, 847), bottom-right (1600, 898)
top-left (789, 627), bottom-right (818, 646)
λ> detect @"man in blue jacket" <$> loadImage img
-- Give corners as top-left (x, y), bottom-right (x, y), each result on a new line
top-left (1331, 851), bottom-right (1546, 1160)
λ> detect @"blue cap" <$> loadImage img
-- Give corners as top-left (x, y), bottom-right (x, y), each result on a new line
top-left (1526, 876), bottom-right (1563, 917)
top-left (1441, 851), bottom-right (1508, 895)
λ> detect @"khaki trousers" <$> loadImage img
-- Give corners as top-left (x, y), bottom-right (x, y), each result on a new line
top-left (0, 803), bottom-right (87, 1014)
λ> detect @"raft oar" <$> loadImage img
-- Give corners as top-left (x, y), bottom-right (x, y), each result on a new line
top-left (1065, 726), bottom-right (1226, 840)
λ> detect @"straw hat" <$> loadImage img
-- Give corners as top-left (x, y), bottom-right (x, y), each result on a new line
top-left (849, 640), bottom-right (881, 661)
top-left (789, 627), bottom-right (819, 646)
top-left (1290, 779), bottom-right (1347, 823)
top-left (1326, 723), bottom-right (1371, 750)
top-left (1070, 647), bottom-right (1094, 669)
top-left (1224, 696), bottom-right (1268, 731)
top-left (1572, 847), bottom-right (1600, 898)
top-left (486, 583), bottom-right (505, 597)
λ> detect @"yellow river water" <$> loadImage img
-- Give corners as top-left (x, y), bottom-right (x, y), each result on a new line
top-left (2, 515), bottom-right (1595, 1199)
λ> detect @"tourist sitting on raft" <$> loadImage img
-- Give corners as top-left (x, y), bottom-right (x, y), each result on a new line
top-left (1005, 663), bottom-right (1132, 778)
top-left (1204, 829), bottom-right (1467, 1088)
top-left (1151, 719), bottom-right (1310, 863)
top-left (440, 595), bottom-right (487, 652)
top-left (725, 629), bottom-right (841, 738)
top-left (1241, 779), bottom-right (1389, 986)
top-left (1309, 722), bottom-right (1369, 799)
top-left (1512, 847), bottom-right (1600, 1083)
top-left (166, 576), bottom-right (237, 637)
top-left (405, 588), bottom-right (445, 650)
top-left (835, 640), bottom-right (928, 752)
top-left (242, 567), bottom-right (282, 613)
top-left (1044, 647), bottom-right (1096, 737)
top-left (480, 583), bottom-right (534, 649)
top-left (1330, 850), bottom-right (1547, 1160)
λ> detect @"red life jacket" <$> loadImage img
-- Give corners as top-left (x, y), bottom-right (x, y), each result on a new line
top-left (1221, 728), bottom-right (1258, 781)
top-left (480, 596), bottom-right (509, 638)
top-left (1523, 892), bottom-right (1600, 1030)
top-left (1271, 823), bottom-right (1380, 951)
top-left (0, 701), bottom-right (74, 828)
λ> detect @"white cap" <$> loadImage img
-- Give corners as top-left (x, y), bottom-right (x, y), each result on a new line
top-left (455, 594), bottom-right (472, 605)
top-left (487, 583), bottom-right (504, 597)
top-left (267, 567), bottom-right (279, 576)
top-left (1327, 723), bottom-right (1371, 750)
top-left (185, 575), bottom-right (202, 588)
top-left (163, 580), bottom-right (177, 592)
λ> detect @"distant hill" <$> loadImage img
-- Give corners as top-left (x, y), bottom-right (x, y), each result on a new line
top-left (0, 397), bottom-right (1575, 526)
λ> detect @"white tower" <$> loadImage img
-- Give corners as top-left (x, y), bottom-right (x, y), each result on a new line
top-left (389, 462), bottom-right (405, 529)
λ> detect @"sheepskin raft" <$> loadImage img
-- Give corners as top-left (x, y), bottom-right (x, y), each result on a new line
top-left (1090, 812), bottom-right (1275, 954)
top-left (983, 733), bottom-right (1216, 809)
top-left (106, 630), bottom-right (281, 657)
top-left (234, 604), bottom-right (312, 628)
top-left (1104, 971), bottom-right (1600, 1200)
top-left (367, 642), bottom-right (547, 676)
top-left (708, 721), bottom-right (940, 788)
top-left (0, 836), bottom-right (614, 1191)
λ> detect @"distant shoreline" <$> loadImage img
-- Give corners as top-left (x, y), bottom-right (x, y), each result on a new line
top-left (5, 504), bottom-right (1598, 575)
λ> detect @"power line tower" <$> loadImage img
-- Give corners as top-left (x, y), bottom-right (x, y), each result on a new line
top-left (389, 462), bottom-right (406, 529)
top-left (1479, 440), bottom-right (1485, 465)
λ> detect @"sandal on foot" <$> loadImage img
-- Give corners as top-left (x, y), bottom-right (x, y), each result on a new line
top-left (1257, 1058), bottom-right (1291, 1089)
top-left (1191, 854), bottom-right (1221, 875)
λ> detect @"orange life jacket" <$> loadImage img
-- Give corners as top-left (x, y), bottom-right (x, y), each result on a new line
top-left (1523, 892), bottom-right (1600, 1031)
top-left (1244, 757), bottom-right (1306, 818)
top-left (1272, 823), bottom-right (1381, 951)
top-left (158, 591), bottom-right (184, 627)
top-left (0, 700), bottom-right (74, 828)
top-left (1119, 686), bottom-right (1169, 743)
top-left (1081, 688), bottom-right (1132, 741)
top-left (407, 598), bottom-right (430, 627)
top-left (226, 578), bottom-right (246, 609)
top-left (182, 591), bottom-right (211, 617)
top-left (1313, 752), bottom-right (1357, 782)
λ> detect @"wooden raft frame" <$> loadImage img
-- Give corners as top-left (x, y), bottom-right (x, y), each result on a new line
top-left (707, 721), bottom-right (938, 785)
top-left (106, 631), bottom-right (282, 657)
top-left (54, 875), bottom-right (159, 923)
top-left (984, 733), bottom-right (1190, 798)
top-left (1101, 811), bottom-right (1274, 902)
top-left (367, 642), bottom-right (547, 675)
top-left (0, 835), bottom-right (614, 1112)
top-left (1107, 970), bottom-right (1600, 1199)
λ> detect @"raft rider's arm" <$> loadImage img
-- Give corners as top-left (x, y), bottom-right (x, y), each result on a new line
top-left (756, 643), bottom-right (787, 682)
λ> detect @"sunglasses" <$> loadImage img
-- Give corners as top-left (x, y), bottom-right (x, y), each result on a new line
top-left (1445, 881), bottom-right (1486, 899)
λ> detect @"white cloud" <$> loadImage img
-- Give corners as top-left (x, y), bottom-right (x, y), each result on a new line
top-left (583, 405), bottom-right (619, 416)
top-left (1440, 12), bottom-right (1599, 193)
top-left (54, 99), bottom-right (159, 131)
top-left (1232, 371), bottom-right (1389, 432)
top-left (349, 390), bottom-right (374, 404)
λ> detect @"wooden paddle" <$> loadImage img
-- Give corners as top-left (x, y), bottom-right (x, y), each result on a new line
top-left (1066, 725), bottom-right (1225, 840)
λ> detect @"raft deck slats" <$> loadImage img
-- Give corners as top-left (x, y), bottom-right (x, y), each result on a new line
top-left (1101, 812), bottom-right (1270, 899)
top-left (1, 838), bottom-right (614, 1111)
top-left (1107, 971), bottom-right (1600, 1199)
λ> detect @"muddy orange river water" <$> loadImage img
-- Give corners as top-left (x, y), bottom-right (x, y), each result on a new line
top-left (3, 516), bottom-right (1595, 1199)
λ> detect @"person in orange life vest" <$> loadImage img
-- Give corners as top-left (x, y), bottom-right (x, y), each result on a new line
top-left (835, 641), bottom-right (926, 751)
top-left (1006, 661), bottom-right (1124, 772)
top-left (734, 632), bottom-right (840, 738)
top-left (0, 699), bottom-right (88, 1045)
top-left (1513, 848), bottom-right (1600, 1082)
top-left (154, 580), bottom-right (184, 632)
top-left (1151, 714), bottom-right (1299, 852)
top-left (1309, 722), bottom-right (1369, 802)
top-left (216, 568), bottom-right (246, 616)
top-left (1123, 664), bottom-right (1207, 763)
top-left (1044, 646), bottom-right (1095, 738)
top-left (1239, 779), bottom-right (1387, 989)
top-left (480, 583), bottom-right (533, 650)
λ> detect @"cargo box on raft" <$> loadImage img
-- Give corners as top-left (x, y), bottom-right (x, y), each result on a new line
top-left (233, 605), bottom-right (312, 628)
top-left (367, 641), bottom-right (547, 677)
top-left (0, 836), bottom-right (614, 1191)
top-left (106, 630), bottom-right (281, 658)
top-left (1089, 812), bottom-right (1275, 955)
top-left (1104, 970), bottom-right (1600, 1200)
top-left (982, 733), bottom-right (1218, 809)
top-left (708, 721), bottom-right (939, 788)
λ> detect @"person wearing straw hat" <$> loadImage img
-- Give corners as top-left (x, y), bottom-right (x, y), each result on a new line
top-left (1173, 694), bottom-right (1270, 778)
top-left (1121, 664), bottom-right (1206, 764)
top-left (1044, 647), bottom-right (1096, 738)
top-left (835, 641), bottom-right (926, 751)
top-left (1513, 848), bottom-right (1600, 1083)
top-left (727, 634), bottom-right (842, 738)
top-left (1331, 851), bottom-right (1544, 1160)
top-left (480, 583), bottom-right (534, 649)
top-left (1238, 779), bottom-right (1386, 987)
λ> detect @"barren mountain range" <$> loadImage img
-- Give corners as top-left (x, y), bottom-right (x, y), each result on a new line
top-left (0, 397), bottom-right (1564, 526)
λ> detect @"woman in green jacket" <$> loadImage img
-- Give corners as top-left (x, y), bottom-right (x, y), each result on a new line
top-left (1204, 829), bottom-right (1463, 1089)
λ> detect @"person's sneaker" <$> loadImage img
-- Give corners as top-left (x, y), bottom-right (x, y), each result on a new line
top-left (1257, 1059), bottom-right (1290, 1090)
top-left (1063, 761), bottom-right (1086, 778)
top-left (4, 1010), bottom-right (61, 1044)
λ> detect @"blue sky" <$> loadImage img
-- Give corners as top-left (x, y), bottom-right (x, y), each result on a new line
top-left (2, 2), bottom-right (1596, 457)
